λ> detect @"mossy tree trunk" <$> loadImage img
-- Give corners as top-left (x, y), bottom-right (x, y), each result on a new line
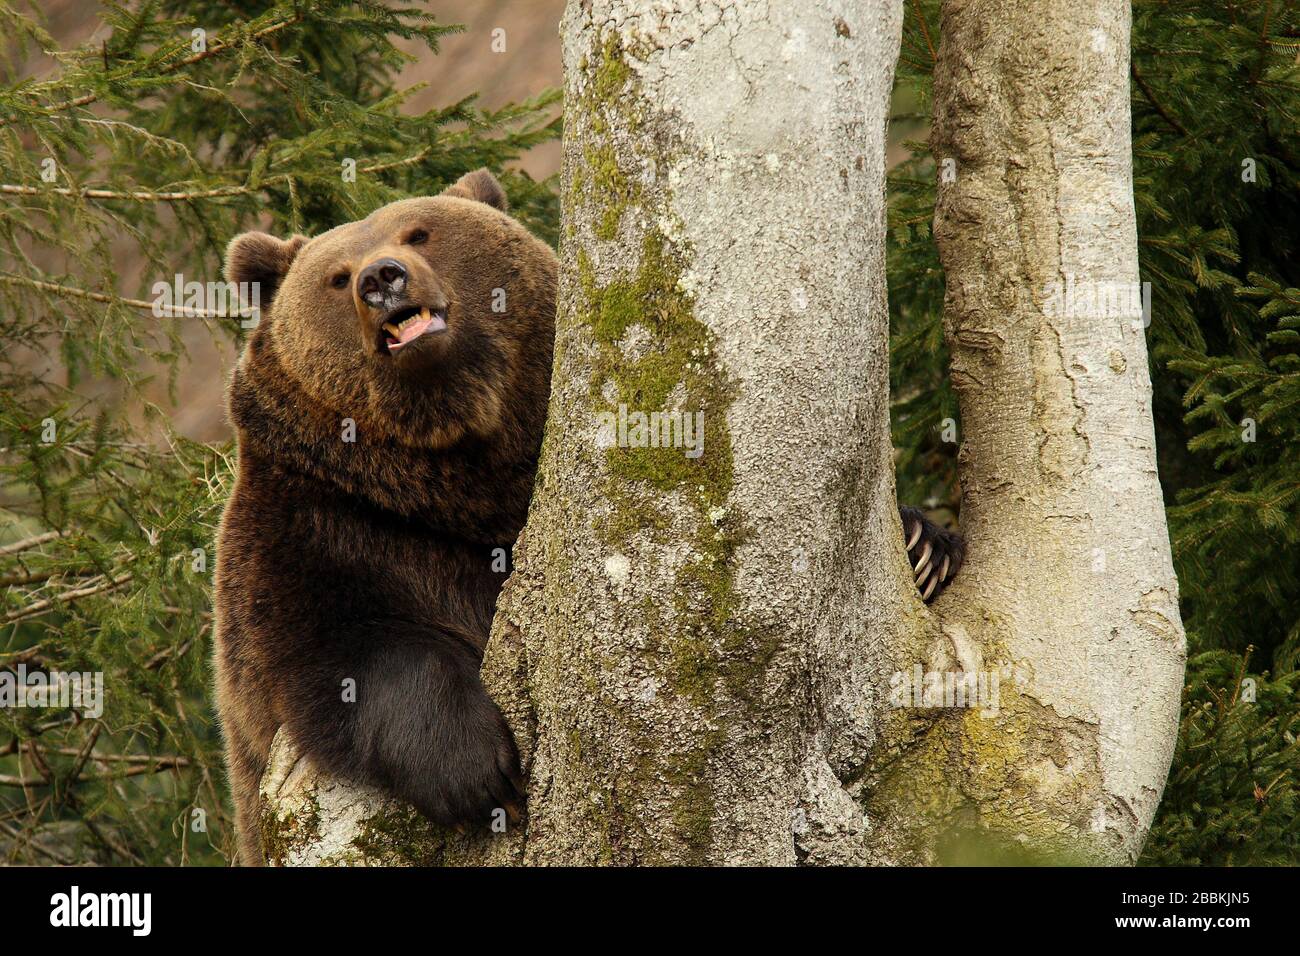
top-left (260, 0), bottom-right (1184, 866)
top-left (478, 0), bottom-right (913, 866)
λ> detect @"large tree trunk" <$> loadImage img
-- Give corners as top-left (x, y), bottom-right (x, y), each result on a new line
top-left (891, 0), bottom-right (1186, 863)
top-left (479, 0), bottom-right (915, 867)
top-left (258, 0), bottom-right (1184, 867)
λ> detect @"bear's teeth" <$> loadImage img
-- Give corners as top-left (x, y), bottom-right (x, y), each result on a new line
top-left (383, 307), bottom-right (439, 349)
top-left (395, 308), bottom-right (429, 333)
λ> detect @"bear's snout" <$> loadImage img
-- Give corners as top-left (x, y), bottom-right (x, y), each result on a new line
top-left (357, 256), bottom-right (407, 307)
top-left (351, 251), bottom-right (449, 357)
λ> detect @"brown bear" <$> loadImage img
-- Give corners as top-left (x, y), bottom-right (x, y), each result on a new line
top-left (213, 168), bottom-right (962, 865)
top-left (214, 170), bottom-right (551, 864)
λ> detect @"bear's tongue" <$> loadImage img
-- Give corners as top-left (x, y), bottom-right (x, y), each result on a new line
top-left (383, 306), bottom-right (445, 351)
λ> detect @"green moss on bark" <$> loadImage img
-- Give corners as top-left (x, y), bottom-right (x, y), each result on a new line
top-left (565, 27), bottom-right (775, 861)
top-left (259, 793), bottom-right (320, 867)
top-left (861, 679), bottom-right (1113, 864)
top-left (350, 805), bottom-right (447, 865)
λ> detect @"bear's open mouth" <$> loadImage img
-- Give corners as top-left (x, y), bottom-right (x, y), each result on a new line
top-left (377, 305), bottom-right (447, 354)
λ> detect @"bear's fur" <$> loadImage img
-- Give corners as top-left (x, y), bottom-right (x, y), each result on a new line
top-left (213, 168), bottom-right (963, 865)
top-left (214, 170), bottom-right (552, 864)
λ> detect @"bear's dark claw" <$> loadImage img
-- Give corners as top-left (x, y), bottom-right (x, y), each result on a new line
top-left (899, 505), bottom-right (964, 603)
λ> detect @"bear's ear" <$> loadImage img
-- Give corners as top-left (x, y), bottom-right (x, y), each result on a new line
top-left (441, 168), bottom-right (508, 212)
top-left (223, 231), bottom-right (307, 310)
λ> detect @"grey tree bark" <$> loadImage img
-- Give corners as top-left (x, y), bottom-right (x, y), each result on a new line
top-left (258, 0), bottom-right (1184, 866)
top-left (888, 0), bottom-right (1186, 863)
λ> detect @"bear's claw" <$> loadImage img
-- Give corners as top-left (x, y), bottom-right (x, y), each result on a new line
top-left (899, 505), bottom-right (964, 603)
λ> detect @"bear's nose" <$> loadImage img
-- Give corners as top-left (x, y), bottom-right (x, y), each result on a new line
top-left (357, 257), bottom-right (407, 305)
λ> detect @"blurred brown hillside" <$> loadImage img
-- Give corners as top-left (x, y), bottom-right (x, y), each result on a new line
top-left (21, 0), bottom-right (564, 442)
top-left (394, 1), bottom-right (564, 182)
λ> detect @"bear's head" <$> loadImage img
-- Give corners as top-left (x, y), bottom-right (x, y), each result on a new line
top-left (224, 169), bottom-right (556, 452)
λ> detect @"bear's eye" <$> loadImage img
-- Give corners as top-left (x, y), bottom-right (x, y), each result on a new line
top-left (406, 229), bottom-right (429, 246)
top-left (330, 272), bottom-right (350, 290)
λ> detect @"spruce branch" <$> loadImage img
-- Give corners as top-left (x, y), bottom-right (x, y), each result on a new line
top-left (1131, 62), bottom-right (1190, 137)
top-left (0, 14), bottom-right (303, 130)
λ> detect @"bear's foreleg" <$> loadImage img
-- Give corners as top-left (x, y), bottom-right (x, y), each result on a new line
top-left (281, 621), bottom-right (525, 831)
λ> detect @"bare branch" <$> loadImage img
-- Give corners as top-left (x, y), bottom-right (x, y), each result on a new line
top-left (0, 275), bottom-right (254, 319)
top-left (0, 16), bottom-right (303, 129)
top-left (0, 531), bottom-right (67, 557)
top-left (2, 572), bottom-right (134, 625)
top-left (1, 182), bottom-right (252, 203)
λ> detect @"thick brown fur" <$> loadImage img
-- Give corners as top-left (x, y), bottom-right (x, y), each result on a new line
top-left (213, 170), bottom-right (553, 865)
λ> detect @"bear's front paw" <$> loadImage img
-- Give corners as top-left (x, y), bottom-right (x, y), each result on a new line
top-left (899, 506), bottom-right (964, 603)
top-left (410, 701), bottom-right (525, 831)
